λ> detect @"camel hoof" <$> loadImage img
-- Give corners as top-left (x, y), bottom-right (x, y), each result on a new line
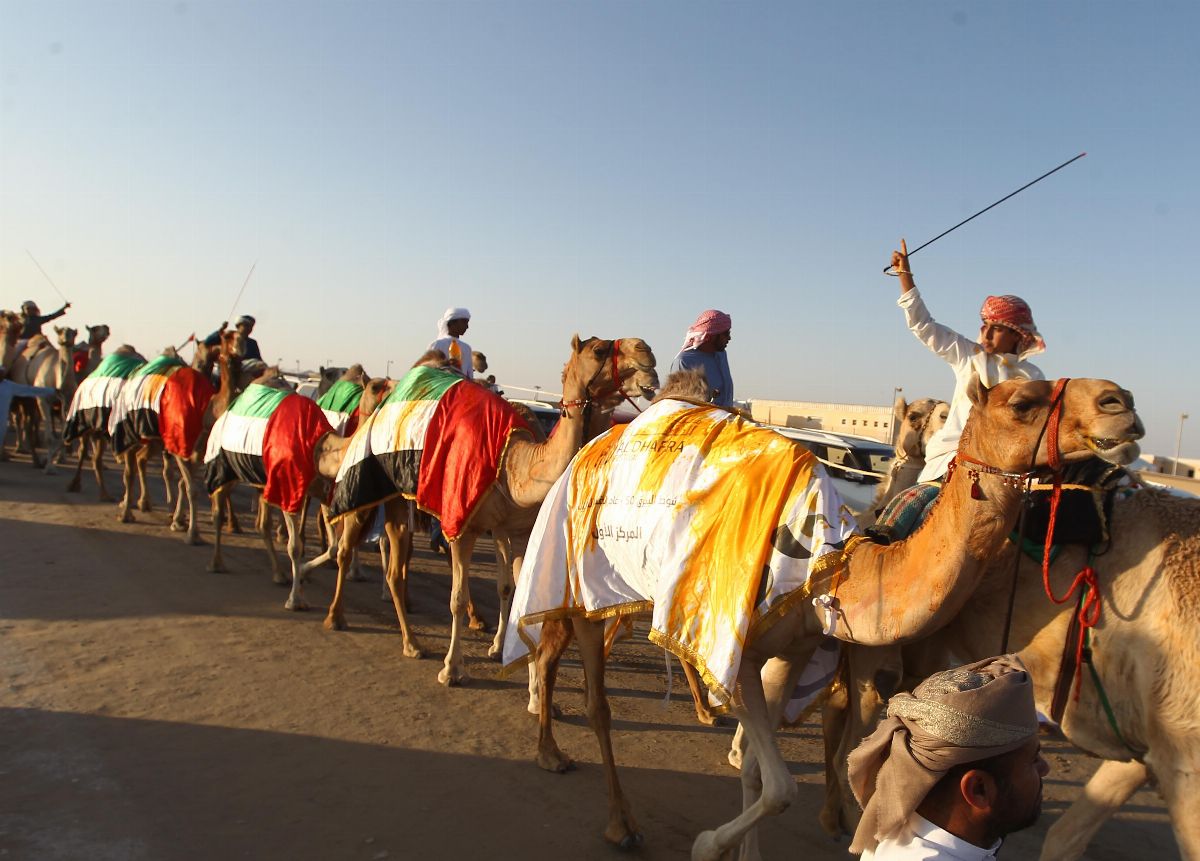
top-left (438, 666), bottom-right (467, 687)
top-left (487, 644), bottom-right (502, 660)
top-left (468, 617), bottom-right (490, 633)
top-left (272, 573), bottom-right (290, 586)
top-left (169, 522), bottom-right (183, 532)
top-left (402, 644), bottom-right (423, 659)
top-left (536, 751), bottom-right (575, 773)
top-left (284, 599), bottom-right (309, 612)
top-left (696, 712), bottom-right (730, 728)
top-left (118, 511), bottom-right (135, 524)
top-left (138, 500), bottom-right (152, 512)
top-left (98, 492), bottom-right (113, 502)
top-left (184, 534), bottom-right (205, 546)
top-left (66, 480), bottom-right (81, 493)
top-left (323, 615), bottom-right (347, 632)
top-left (727, 748), bottom-right (743, 771)
top-left (207, 563), bottom-right (228, 574)
top-left (617, 832), bottom-right (644, 852)
top-left (346, 570), bottom-right (367, 582)
top-left (528, 701), bottom-right (564, 719)
top-left (229, 523), bottom-right (243, 535)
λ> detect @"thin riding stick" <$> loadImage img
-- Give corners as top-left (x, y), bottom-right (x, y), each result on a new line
top-left (226, 261), bottom-right (258, 322)
top-left (25, 249), bottom-right (71, 303)
top-left (885, 152), bottom-right (1087, 275)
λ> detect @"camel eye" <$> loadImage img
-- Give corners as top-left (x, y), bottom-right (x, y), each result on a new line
top-left (1009, 398), bottom-right (1037, 416)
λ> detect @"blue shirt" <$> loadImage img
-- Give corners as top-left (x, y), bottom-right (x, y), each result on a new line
top-left (669, 349), bottom-right (734, 407)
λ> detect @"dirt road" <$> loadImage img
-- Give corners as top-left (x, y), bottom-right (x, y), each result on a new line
top-left (0, 454), bottom-right (1178, 859)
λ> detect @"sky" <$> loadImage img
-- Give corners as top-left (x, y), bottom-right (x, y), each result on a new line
top-left (2, 1), bottom-right (1196, 457)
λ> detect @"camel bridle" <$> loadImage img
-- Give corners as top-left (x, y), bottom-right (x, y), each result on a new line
top-left (559, 339), bottom-right (644, 420)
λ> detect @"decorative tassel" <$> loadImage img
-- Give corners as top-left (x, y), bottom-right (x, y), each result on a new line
top-left (970, 473), bottom-right (984, 500)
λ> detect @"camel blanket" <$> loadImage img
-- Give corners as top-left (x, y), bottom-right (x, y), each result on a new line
top-left (63, 353), bottom-right (145, 442)
top-left (109, 357), bottom-right (215, 457)
top-left (316, 379), bottom-right (364, 436)
top-left (501, 399), bottom-right (858, 707)
top-left (328, 365), bottom-right (531, 539)
top-left (204, 384), bottom-right (333, 514)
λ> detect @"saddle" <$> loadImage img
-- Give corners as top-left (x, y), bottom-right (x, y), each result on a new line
top-left (1016, 459), bottom-right (1128, 549)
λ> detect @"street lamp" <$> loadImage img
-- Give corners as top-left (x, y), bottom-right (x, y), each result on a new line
top-left (1175, 413), bottom-right (1189, 476)
top-left (533, 385), bottom-right (542, 402)
top-left (385, 359), bottom-right (393, 378)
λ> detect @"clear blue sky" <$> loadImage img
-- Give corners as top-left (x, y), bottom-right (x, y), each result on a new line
top-left (2, 1), bottom-right (1196, 457)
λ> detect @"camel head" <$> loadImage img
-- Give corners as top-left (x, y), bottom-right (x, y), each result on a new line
top-left (114, 344), bottom-right (145, 362)
top-left (54, 325), bottom-right (78, 350)
top-left (894, 397), bottom-right (949, 461)
top-left (86, 324), bottom-right (111, 347)
top-left (341, 364), bottom-right (369, 384)
top-left (1, 310), bottom-right (21, 342)
top-left (360, 377), bottom-right (396, 417)
top-left (963, 376), bottom-right (1143, 475)
top-left (253, 365), bottom-right (294, 391)
top-left (564, 336), bottom-right (658, 405)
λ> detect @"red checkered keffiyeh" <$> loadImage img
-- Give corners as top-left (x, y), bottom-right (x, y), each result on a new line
top-left (680, 309), bottom-right (732, 350)
top-left (980, 294), bottom-right (1045, 355)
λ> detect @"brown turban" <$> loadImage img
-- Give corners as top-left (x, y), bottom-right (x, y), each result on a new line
top-left (847, 654), bottom-right (1038, 854)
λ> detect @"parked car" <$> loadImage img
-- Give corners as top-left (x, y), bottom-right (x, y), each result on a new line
top-left (506, 398), bottom-right (561, 437)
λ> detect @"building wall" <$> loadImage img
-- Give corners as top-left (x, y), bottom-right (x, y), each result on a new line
top-left (1141, 454), bottom-right (1200, 479)
top-left (750, 399), bottom-right (894, 443)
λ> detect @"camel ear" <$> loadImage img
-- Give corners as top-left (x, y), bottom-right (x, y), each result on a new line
top-left (571, 334), bottom-right (583, 353)
top-left (966, 373), bottom-right (989, 408)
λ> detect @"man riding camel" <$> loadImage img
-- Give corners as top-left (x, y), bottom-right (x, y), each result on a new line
top-left (19, 299), bottom-right (71, 340)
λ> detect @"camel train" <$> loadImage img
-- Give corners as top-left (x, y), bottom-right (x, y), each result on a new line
top-left (3, 306), bottom-right (1197, 860)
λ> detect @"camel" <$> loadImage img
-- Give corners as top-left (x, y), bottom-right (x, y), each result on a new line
top-left (322, 335), bottom-right (659, 688)
top-left (64, 345), bottom-right (146, 500)
top-left (206, 370), bottom-right (394, 607)
top-left (855, 396), bottom-right (948, 528)
top-left (77, 324), bottom-right (111, 378)
top-left (114, 333), bottom-right (259, 543)
top-left (821, 483), bottom-right (1200, 860)
top-left (513, 376), bottom-right (1142, 856)
top-left (9, 325), bottom-right (77, 470)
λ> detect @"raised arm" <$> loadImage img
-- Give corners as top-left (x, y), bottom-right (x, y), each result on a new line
top-left (891, 240), bottom-right (974, 366)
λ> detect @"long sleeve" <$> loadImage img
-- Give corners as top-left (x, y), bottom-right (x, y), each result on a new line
top-left (897, 287), bottom-right (976, 369)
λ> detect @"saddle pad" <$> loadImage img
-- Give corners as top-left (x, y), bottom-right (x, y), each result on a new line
top-left (63, 353), bottom-right (144, 442)
top-left (329, 365), bottom-right (531, 538)
top-left (502, 398), bottom-right (858, 708)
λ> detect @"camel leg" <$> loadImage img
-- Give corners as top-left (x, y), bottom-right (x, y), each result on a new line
top-left (225, 492), bottom-right (243, 534)
top-left (1153, 752), bottom-right (1200, 861)
top-left (117, 449), bottom-right (137, 523)
top-left (208, 485), bottom-right (230, 573)
top-left (136, 446), bottom-right (154, 512)
top-left (298, 504), bottom-right (339, 579)
top-left (681, 659), bottom-right (725, 727)
top-left (489, 531), bottom-right (527, 659)
top-left (818, 671), bottom-right (851, 838)
top-left (256, 498), bottom-right (287, 584)
top-left (439, 531), bottom-right (480, 686)
top-left (171, 455), bottom-right (203, 545)
top-left (379, 498), bottom-right (422, 657)
top-left (38, 396), bottom-right (58, 473)
top-left (324, 509), bottom-right (370, 632)
top-left (66, 433), bottom-right (88, 493)
top-left (693, 656), bottom-right (800, 861)
top-left (282, 509), bottom-right (311, 611)
top-left (1040, 758), bottom-right (1148, 861)
top-left (572, 617), bottom-right (642, 849)
top-left (162, 449), bottom-right (174, 507)
top-left (91, 436), bottom-right (113, 501)
top-left (534, 619), bottom-right (576, 770)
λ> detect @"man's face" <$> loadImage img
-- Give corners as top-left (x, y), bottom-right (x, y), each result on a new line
top-left (990, 738), bottom-right (1049, 835)
top-left (237, 321), bottom-right (254, 336)
top-left (447, 318), bottom-right (469, 337)
top-left (979, 323), bottom-right (1022, 355)
top-left (713, 330), bottom-right (731, 351)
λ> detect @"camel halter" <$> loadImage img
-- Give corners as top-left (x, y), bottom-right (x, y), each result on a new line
top-left (559, 339), bottom-right (642, 419)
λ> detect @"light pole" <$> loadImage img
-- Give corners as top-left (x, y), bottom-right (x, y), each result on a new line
top-left (889, 387), bottom-right (903, 445)
top-left (533, 385), bottom-right (542, 402)
top-left (385, 359), bottom-right (393, 378)
top-left (1174, 413), bottom-right (1189, 476)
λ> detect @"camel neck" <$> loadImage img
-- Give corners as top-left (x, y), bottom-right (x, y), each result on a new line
top-left (832, 464), bottom-right (1026, 644)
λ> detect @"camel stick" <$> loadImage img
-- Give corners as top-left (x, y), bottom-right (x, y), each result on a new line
top-left (25, 249), bottom-right (71, 304)
top-left (225, 261), bottom-right (258, 322)
top-left (884, 152), bottom-right (1087, 275)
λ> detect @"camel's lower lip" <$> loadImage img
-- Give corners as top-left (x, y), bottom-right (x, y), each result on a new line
top-left (1087, 436), bottom-right (1127, 452)
top-left (638, 386), bottom-right (656, 400)
top-left (1085, 437), bottom-right (1141, 465)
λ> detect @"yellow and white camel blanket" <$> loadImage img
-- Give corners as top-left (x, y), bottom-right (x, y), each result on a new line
top-left (502, 398), bottom-right (858, 707)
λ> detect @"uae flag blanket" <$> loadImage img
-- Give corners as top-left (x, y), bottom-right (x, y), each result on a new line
top-left (316, 379), bottom-right (364, 436)
top-left (63, 352), bottom-right (145, 442)
top-left (204, 384), bottom-right (334, 514)
top-left (328, 365), bottom-right (531, 539)
top-left (501, 398), bottom-right (859, 710)
top-left (109, 356), bottom-right (216, 457)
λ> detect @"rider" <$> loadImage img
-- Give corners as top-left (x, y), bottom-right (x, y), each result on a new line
top-left (19, 299), bottom-right (71, 340)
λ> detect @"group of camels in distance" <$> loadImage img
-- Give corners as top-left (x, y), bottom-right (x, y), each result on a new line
top-left (1, 308), bottom-right (1196, 861)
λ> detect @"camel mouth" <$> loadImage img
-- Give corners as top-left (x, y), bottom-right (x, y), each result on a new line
top-left (1084, 436), bottom-right (1141, 465)
top-left (637, 384), bottom-right (657, 400)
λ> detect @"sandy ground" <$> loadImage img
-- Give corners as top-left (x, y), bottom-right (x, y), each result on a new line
top-left (0, 450), bottom-right (1180, 860)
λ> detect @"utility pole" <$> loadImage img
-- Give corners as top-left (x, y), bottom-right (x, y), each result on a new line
top-left (1175, 413), bottom-right (1189, 476)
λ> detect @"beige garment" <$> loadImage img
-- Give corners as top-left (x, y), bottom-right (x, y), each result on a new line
top-left (848, 654), bottom-right (1038, 854)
